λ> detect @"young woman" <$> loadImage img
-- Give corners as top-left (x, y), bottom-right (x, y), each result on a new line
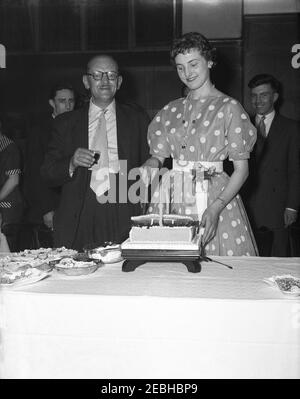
top-left (142, 32), bottom-right (258, 256)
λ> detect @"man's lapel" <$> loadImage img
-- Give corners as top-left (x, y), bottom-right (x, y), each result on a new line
top-left (258, 114), bottom-right (282, 173)
top-left (72, 107), bottom-right (89, 183)
top-left (77, 106), bottom-right (89, 149)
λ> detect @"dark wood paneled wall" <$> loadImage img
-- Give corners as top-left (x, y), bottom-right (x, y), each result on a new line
top-left (0, 12), bottom-right (299, 140)
top-left (243, 13), bottom-right (300, 121)
top-left (0, 41), bottom-right (242, 129)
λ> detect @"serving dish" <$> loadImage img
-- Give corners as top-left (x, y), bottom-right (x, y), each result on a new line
top-left (54, 253), bottom-right (100, 276)
top-left (84, 242), bottom-right (122, 264)
top-left (0, 247), bottom-right (78, 272)
top-left (55, 264), bottom-right (98, 276)
top-left (0, 268), bottom-right (50, 287)
top-left (263, 274), bottom-right (300, 298)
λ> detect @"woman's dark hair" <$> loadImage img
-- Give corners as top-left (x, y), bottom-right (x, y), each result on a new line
top-left (170, 32), bottom-right (217, 66)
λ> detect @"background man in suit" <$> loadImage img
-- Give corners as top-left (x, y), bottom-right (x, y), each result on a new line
top-left (244, 74), bottom-right (300, 256)
top-left (23, 83), bottom-right (76, 248)
top-left (41, 55), bottom-right (150, 251)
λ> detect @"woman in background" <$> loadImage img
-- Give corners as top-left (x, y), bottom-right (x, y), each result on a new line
top-left (0, 121), bottom-right (23, 252)
top-left (142, 32), bottom-right (258, 256)
top-left (0, 213), bottom-right (10, 252)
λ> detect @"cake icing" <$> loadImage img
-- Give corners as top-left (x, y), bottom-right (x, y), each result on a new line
top-left (129, 214), bottom-right (198, 243)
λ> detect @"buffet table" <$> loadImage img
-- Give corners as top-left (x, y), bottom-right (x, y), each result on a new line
top-left (0, 256), bottom-right (299, 379)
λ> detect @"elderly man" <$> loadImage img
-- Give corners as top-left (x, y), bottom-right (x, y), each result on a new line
top-left (23, 83), bottom-right (76, 248)
top-left (41, 55), bottom-right (150, 250)
top-left (244, 74), bottom-right (300, 256)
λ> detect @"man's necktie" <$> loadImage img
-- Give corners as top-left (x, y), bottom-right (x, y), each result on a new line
top-left (255, 115), bottom-right (267, 163)
top-left (90, 110), bottom-right (110, 197)
top-left (257, 115), bottom-right (266, 138)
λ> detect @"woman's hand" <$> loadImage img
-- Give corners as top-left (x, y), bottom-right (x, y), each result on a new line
top-left (200, 201), bottom-right (223, 246)
top-left (139, 156), bottom-right (164, 186)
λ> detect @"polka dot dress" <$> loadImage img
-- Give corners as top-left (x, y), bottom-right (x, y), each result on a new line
top-left (147, 94), bottom-right (259, 256)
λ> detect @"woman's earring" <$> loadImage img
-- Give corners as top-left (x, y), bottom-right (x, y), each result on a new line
top-left (208, 62), bottom-right (213, 69)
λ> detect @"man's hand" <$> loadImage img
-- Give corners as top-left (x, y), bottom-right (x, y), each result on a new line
top-left (43, 211), bottom-right (54, 230)
top-left (70, 148), bottom-right (97, 171)
top-left (284, 208), bottom-right (298, 227)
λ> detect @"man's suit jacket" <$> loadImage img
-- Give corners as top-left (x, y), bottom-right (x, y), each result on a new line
top-left (41, 102), bottom-right (150, 248)
top-left (244, 113), bottom-right (300, 230)
top-left (24, 115), bottom-right (60, 224)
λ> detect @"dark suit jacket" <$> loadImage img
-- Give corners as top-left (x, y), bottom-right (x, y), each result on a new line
top-left (41, 102), bottom-right (150, 248)
top-left (24, 115), bottom-right (60, 224)
top-left (244, 113), bottom-right (300, 230)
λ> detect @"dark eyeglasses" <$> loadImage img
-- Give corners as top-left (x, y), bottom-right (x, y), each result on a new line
top-left (86, 71), bottom-right (118, 81)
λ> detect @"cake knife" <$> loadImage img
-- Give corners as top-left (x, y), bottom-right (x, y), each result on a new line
top-left (199, 242), bottom-right (233, 270)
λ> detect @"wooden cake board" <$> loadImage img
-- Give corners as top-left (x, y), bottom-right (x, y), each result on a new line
top-left (121, 244), bottom-right (202, 273)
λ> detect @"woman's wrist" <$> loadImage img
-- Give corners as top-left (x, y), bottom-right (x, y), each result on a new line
top-left (212, 196), bottom-right (227, 211)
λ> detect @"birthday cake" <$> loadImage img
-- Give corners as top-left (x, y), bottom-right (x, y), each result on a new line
top-left (121, 214), bottom-right (201, 250)
top-left (130, 214), bottom-right (197, 242)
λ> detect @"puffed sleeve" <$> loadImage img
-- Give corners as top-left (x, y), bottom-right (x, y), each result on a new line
top-left (224, 100), bottom-right (257, 161)
top-left (147, 107), bottom-right (171, 159)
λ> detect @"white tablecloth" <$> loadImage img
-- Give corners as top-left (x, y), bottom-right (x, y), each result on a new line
top-left (0, 256), bottom-right (299, 379)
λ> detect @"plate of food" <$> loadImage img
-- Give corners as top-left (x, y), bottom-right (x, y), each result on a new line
top-left (54, 253), bottom-right (101, 276)
top-left (83, 242), bottom-right (123, 264)
top-left (263, 274), bottom-right (300, 298)
top-left (21, 246), bottom-right (77, 258)
top-left (20, 247), bottom-right (78, 263)
top-left (0, 267), bottom-right (50, 288)
top-left (0, 247), bottom-right (78, 272)
top-left (0, 256), bottom-right (54, 273)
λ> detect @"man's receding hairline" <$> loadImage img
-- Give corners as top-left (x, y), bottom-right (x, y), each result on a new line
top-left (87, 55), bottom-right (119, 72)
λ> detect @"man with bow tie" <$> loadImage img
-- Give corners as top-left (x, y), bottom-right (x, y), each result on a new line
top-left (243, 74), bottom-right (300, 256)
top-left (41, 55), bottom-right (150, 251)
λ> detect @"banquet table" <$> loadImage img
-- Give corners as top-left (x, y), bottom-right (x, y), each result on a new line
top-left (0, 256), bottom-right (299, 379)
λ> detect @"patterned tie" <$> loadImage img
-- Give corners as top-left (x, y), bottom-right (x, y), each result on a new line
top-left (89, 110), bottom-right (110, 197)
top-left (257, 115), bottom-right (266, 138)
